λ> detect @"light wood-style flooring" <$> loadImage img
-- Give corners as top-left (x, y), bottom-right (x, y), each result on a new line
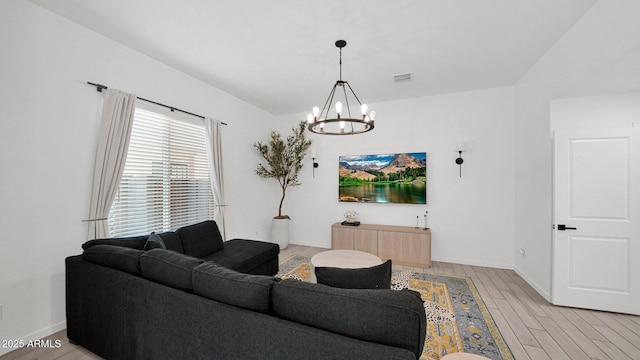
top-left (2, 244), bottom-right (639, 360)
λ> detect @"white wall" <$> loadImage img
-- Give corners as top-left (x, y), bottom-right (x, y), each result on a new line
top-left (0, 0), bottom-right (274, 352)
top-left (551, 92), bottom-right (640, 131)
top-left (514, 0), bottom-right (640, 300)
top-left (271, 86), bottom-right (515, 268)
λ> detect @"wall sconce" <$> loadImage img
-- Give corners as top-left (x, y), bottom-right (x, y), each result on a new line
top-left (311, 150), bottom-right (319, 178)
top-left (455, 142), bottom-right (465, 177)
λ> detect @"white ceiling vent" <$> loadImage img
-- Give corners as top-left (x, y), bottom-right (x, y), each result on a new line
top-left (393, 73), bottom-right (413, 82)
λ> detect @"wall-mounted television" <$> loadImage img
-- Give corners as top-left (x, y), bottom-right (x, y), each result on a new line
top-left (339, 152), bottom-right (426, 204)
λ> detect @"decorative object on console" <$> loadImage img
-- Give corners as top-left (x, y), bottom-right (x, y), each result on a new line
top-left (307, 40), bottom-right (375, 135)
top-left (344, 210), bottom-right (358, 222)
top-left (339, 152), bottom-right (426, 204)
top-left (254, 121), bottom-right (312, 249)
top-left (342, 210), bottom-right (360, 226)
top-left (455, 141), bottom-right (465, 177)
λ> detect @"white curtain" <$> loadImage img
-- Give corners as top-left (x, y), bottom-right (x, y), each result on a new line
top-left (87, 88), bottom-right (136, 239)
top-left (204, 117), bottom-right (226, 241)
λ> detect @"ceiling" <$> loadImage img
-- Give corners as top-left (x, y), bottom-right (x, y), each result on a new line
top-left (31, 0), bottom-right (597, 116)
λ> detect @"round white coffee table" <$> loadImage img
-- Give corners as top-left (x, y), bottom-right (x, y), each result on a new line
top-left (309, 249), bottom-right (383, 283)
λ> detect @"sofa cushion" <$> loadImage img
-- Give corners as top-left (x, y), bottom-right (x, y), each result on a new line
top-left (176, 220), bottom-right (224, 258)
top-left (157, 231), bottom-right (184, 253)
top-left (315, 259), bottom-right (392, 289)
top-left (139, 249), bottom-right (204, 291)
top-left (82, 235), bottom-right (148, 250)
top-left (272, 279), bottom-right (426, 358)
top-left (144, 232), bottom-right (167, 250)
top-left (83, 245), bottom-right (144, 274)
top-left (202, 239), bottom-right (279, 274)
top-left (192, 262), bottom-right (279, 313)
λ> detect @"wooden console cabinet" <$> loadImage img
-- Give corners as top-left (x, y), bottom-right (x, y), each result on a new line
top-left (331, 222), bottom-right (431, 267)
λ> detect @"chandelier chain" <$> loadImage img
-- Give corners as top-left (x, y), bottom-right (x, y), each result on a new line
top-left (339, 47), bottom-right (343, 82)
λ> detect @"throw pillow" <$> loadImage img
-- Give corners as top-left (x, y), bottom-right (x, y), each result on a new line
top-left (155, 231), bottom-right (184, 253)
top-left (315, 259), bottom-right (392, 289)
top-left (144, 232), bottom-right (167, 250)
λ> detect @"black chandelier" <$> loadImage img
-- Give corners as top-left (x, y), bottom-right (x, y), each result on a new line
top-left (307, 40), bottom-right (375, 135)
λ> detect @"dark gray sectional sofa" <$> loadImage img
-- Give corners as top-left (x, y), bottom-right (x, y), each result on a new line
top-left (66, 220), bottom-right (426, 359)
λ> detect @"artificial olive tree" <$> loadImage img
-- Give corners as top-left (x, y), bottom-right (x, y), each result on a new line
top-left (254, 121), bottom-right (312, 219)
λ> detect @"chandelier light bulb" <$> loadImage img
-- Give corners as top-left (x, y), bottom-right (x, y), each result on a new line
top-left (369, 110), bottom-right (376, 121)
top-left (335, 101), bottom-right (343, 116)
top-left (361, 104), bottom-right (368, 115)
top-left (339, 120), bottom-right (345, 129)
top-left (313, 106), bottom-right (320, 118)
top-left (307, 113), bottom-right (313, 123)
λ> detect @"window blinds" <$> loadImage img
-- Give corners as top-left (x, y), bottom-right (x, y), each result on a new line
top-left (108, 108), bottom-right (215, 237)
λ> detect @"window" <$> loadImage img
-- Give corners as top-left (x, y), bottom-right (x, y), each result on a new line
top-left (109, 108), bottom-right (214, 237)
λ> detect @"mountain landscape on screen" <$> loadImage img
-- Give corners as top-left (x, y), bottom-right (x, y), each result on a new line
top-left (338, 152), bottom-right (426, 204)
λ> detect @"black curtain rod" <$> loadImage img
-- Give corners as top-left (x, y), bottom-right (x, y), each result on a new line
top-left (87, 82), bottom-right (227, 125)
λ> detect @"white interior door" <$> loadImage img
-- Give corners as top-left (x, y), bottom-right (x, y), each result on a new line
top-left (553, 127), bottom-right (640, 315)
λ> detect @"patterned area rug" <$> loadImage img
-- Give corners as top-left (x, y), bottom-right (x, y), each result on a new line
top-left (278, 254), bottom-right (513, 360)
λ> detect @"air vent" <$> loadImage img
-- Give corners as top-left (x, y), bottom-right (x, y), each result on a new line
top-left (393, 73), bottom-right (413, 82)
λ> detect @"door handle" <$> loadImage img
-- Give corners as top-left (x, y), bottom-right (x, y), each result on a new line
top-left (557, 224), bottom-right (577, 231)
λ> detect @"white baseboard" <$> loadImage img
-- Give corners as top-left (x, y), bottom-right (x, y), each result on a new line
top-left (431, 255), bottom-right (513, 270)
top-left (288, 240), bottom-right (330, 250)
top-left (433, 256), bottom-right (552, 302)
top-left (514, 267), bottom-right (552, 302)
top-left (0, 321), bottom-right (67, 356)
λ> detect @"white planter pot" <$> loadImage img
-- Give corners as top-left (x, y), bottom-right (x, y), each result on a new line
top-left (270, 217), bottom-right (290, 250)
